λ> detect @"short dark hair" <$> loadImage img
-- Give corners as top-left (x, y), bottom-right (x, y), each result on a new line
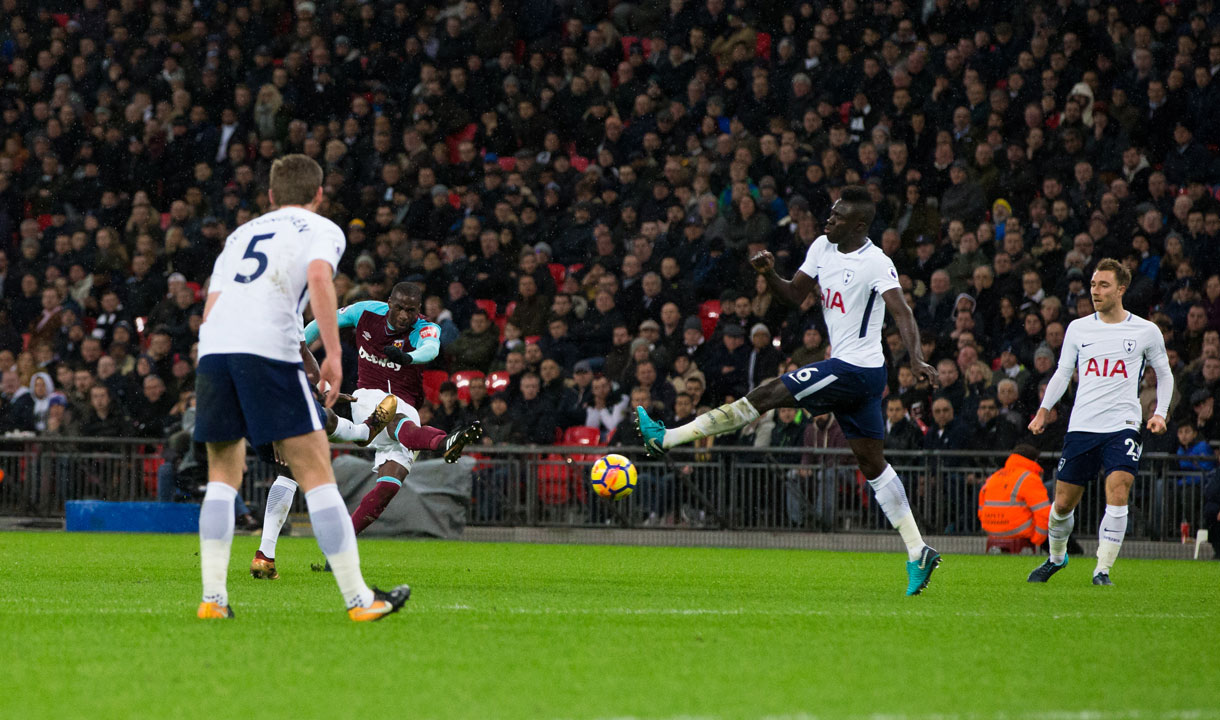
top-left (1013, 443), bottom-right (1040, 461)
top-left (269, 154), bottom-right (323, 206)
top-left (391, 281), bottom-right (423, 300)
top-left (839, 185), bottom-right (876, 228)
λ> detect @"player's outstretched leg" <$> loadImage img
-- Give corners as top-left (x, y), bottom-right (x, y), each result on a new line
top-left (392, 416), bottom-right (483, 463)
top-left (634, 380), bottom-right (790, 456)
top-left (329, 395), bottom-right (398, 447)
top-left (252, 474), bottom-right (298, 579)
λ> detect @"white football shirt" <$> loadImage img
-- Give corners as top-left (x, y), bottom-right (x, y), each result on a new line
top-left (199, 207), bottom-right (346, 363)
top-left (797, 235), bottom-right (900, 368)
top-left (1040, 312), bottom-right (1172, 433)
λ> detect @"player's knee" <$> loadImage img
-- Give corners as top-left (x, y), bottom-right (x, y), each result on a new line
top-left (746, 380), bottom-right (786, 413)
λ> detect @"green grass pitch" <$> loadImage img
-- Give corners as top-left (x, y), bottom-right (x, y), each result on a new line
top-left (0, 532), bottom-right (1215, 720)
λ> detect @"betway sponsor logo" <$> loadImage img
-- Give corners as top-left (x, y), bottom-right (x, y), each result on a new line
top-left (359, 345), bottom-right (402, 371)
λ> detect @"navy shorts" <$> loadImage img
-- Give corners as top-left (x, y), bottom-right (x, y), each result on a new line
top-left (778, 358), bottom-right (886, 440)
top-left (194, 353), bottom-right (325, 447)
top-left (1055, 429), bottom-right (1142, 485)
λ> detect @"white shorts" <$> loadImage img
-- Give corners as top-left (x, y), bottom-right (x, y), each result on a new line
top-left (350, 387), bottom-right (420, 475)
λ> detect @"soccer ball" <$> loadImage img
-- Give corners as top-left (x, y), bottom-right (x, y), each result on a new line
top-left (590, 454), bottom-right (638, 500)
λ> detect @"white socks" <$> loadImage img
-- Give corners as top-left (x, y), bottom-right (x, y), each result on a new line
top-left (1048, 507), bottom-right (1075, 564)
top-left (258, 476), bottom-right (298, 559)
top-left (305, 484), bottom-right (374, 609)
top-left (1095, 504), bottom-right (1128, 576)
top-left (199, 482), bottom-right (237, 606)
top-left (329, 415), bottom-right (370, 444)
top-left (663, 397), bottom-right (760, 448)
top-left (867, 465), bottom-right (924, 561)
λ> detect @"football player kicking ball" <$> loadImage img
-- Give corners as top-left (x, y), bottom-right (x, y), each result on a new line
top-left (194, 154), bottom-right (409, 621)
top-left (635, 186), bottom-right (944, 595)
top-left (1027, 259), bottom-right (1172, 586)
top-left (251, 282), bottom-right (482, 579)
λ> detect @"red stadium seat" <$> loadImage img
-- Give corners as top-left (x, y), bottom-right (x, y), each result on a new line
top-left (570, 155), bottom-right (589, 172)
top-left (497, 156), bottom-right (516, 172)
top-left (620, 35), bottom-right (638, 60)
top-left (547, 263), bottom-right (566, 287)
top-left (36, 214), bottom-right (53, 231)
top-left (487, 370), bottom-right (510, 394)
top-left (504, 301), bottom-right (518, 319)
top-left (445, 123), bottom-right (478, 163)
top-left (475, 299), bottom-right (499, 318)
top-left (160, 212), bottom-right (171, 230)
top-left (562, 426), bottom-right (601, 447)
top-left (451, 370), bottom-right (485, 403)
top-left (421, 370), bottom-right (449, 405)
top-left (537, 454), bottom-right (573, 505)
top-left (755, 32), bottom-right (771, 60)
top-left (699, 299), bottom-right (721, 339)
top-left (524, 335), bottom-right (541, 345)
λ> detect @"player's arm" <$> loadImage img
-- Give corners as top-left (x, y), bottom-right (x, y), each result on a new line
top-left (1145, 329), bottom-right (1173, 434)
top-left (881, 287), bottom-right (936, 387)
top-left (306, 259), bottom-right (342, 407)
top-left (303, 300), bottom-right (382, 350)
top-left (383, 323), bottom-right (441, 365)
top-left (750, 251), bottom-right (816, 307)
top-left (1030, 325), bottom-right (1079, 434)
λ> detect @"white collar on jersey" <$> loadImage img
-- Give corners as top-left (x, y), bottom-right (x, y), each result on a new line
top-left (1092, 311), bottom-right (1133, 324)
top-left (833, 239), bottom-right (873, 255)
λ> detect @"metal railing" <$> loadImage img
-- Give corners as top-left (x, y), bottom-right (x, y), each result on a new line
top-left (462, 446), bottom-right (1217, 544)
top-left (1, 438), bottom-right (1214, 547)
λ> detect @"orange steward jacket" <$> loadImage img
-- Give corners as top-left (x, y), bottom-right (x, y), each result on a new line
top-left (977, 454), bottom-right (1051, 546)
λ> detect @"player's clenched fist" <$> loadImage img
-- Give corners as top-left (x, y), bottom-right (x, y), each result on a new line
top-left (750, 251), bottom-right (774, 273)
top-left (1027, 408), bottom-right (1048, 435)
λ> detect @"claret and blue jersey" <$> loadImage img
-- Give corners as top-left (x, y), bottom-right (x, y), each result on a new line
top-left (305, 300), bottom-right (440, 408)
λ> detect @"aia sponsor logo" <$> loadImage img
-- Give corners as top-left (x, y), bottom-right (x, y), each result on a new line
top-left (1083, 358), bottom-right (1127, 377)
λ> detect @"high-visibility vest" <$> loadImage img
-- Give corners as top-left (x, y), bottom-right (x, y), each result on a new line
top-left (978, 454), bottom-right (1051, 546)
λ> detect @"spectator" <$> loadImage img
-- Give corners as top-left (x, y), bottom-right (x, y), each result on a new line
top-left (883, 396), bottom-right (925, 452)
top-left (431, 382), bottom-right (464, 434)
top-left (28, 372), bottom-right (64, 434)
top-left (969, 395), bottom-right (1020, 453)
top-left (585, 374), bottom-right (628, 442)
top-left (746, 324), bottom-right (782, 391)
top-left (77, 386), bottom-right (131, 438)
top-left (0, 369), bottom-right (34, 433)
top-left (448, 310), bottom-right (499, 372)
top-left (703, 323), bottom-right (750, 403)
top-left (509, 373), bottom-right (556, 445)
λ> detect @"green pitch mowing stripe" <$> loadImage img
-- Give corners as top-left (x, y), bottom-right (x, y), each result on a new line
top-left (0, 532), bottom-right (1214, 720)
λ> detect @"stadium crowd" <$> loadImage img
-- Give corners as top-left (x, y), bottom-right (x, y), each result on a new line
top-left (0, 0), bottom-right (1218, 476)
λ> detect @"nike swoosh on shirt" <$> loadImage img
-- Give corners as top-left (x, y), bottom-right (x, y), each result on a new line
top-left (1081, 342), bottom-right (1095, 347)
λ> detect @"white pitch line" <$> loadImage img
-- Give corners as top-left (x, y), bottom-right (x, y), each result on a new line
top-left (0, 599), bottom-right (1212, 621)
top-left (424, 604), bottom-right (1211, 621)
top-left (574, 710), bottom-right (1207, 720)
